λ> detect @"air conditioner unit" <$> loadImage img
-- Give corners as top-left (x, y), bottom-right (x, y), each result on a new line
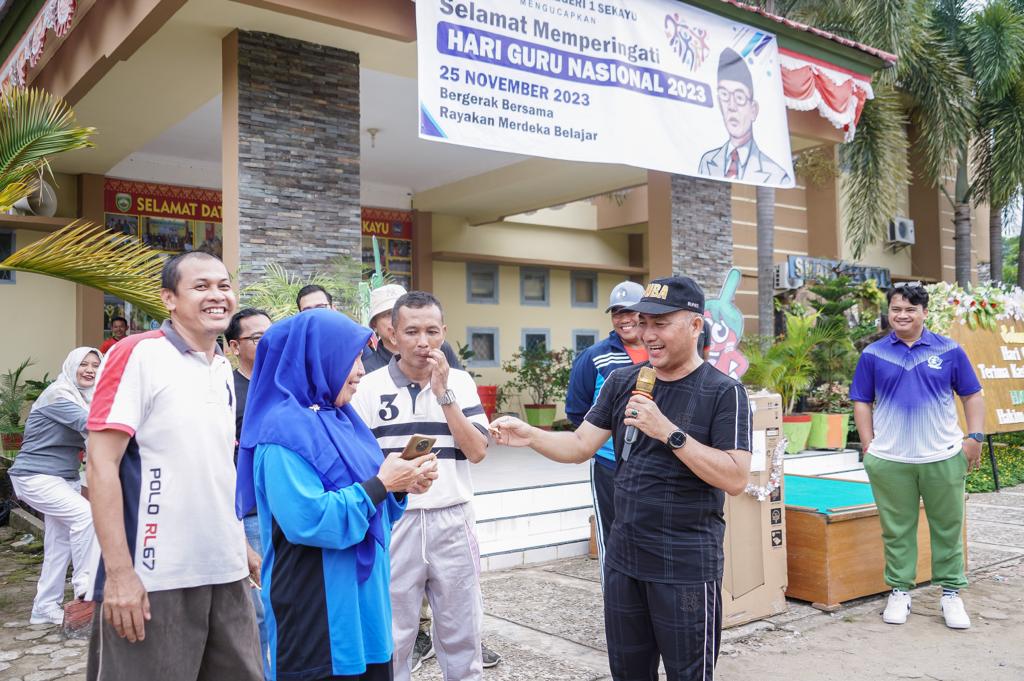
top-left (773, 263), bottom-right (802, 290)
top-left (888, 216), bottom-right (915, 245)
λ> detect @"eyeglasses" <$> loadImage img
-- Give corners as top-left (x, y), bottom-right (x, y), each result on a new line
top-left (237, 334), bottom-right (263, 345)
top-left (717, 88), bottom-right (751, 107)
top-left (892, 281), bottom-right (923, 291)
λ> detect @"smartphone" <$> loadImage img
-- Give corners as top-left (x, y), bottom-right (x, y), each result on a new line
top-left (401, 435), bottom-right (437, 461)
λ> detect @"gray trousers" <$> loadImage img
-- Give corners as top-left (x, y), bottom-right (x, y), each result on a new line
top-left (390, 503), bottom-right (483, 681)
top-left (86, 579), bottom-right (262, 681)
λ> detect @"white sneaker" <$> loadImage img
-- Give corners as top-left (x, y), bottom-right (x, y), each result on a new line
top-left (940, 593), bottom-right (971, 629)
top-left (882, 589), bottom-right (911, 624)
top-left (29, 605), bottom-right (64, 626)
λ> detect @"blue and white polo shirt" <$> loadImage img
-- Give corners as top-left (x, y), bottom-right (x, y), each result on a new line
top-left (850, 329), bottom-right (982, 463)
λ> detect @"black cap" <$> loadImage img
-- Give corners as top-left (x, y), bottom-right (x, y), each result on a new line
top-left (718, 47), bottom-right (753, 96)
top-left (628, 276), bottom-right (705, 315)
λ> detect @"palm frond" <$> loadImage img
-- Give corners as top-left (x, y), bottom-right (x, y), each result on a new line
top-left (239, 262), bottom-right (331, 321)
top-left (839, 84), bottom-right (910, 258)
top-left (779, 0), bottom-right (859, 41)
top-left (964, 0), bottom-right (1024, 102)
top-left (0, 221), bottom-right (166, 318)
top-left (0, 88), bottom-right (95, 211)
top-left (971, 79), bottom-right (1024, 207)
top-left (898, 25), bottom-right (975, 185)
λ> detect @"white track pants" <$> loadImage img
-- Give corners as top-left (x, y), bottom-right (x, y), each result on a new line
top-left (11, 473), bottom-right (96, 611)
top-left (390, 503), bottom-right (483, 681)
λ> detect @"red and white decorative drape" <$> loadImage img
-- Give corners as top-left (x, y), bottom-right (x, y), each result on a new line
top-left (780, 48), bottom-right (874, 142)
top-left (0, 0), bottom-right (78, 90)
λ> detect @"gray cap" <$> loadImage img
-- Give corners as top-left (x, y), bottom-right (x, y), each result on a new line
top-left (606, 280), bottom-right (645, 313)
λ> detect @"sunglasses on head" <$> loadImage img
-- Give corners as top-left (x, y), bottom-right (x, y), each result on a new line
top-left (892, 281), bottom-right (924, 292)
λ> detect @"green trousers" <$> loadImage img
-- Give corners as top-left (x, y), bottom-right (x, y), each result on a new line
top-left (863, 453), bottom-right (968, 591)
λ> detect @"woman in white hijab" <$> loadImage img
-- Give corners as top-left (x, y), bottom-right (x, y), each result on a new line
top-left (9, 347), bottom-right (101, 625)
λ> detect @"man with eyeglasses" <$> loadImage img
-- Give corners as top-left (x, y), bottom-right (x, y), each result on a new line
top-left (698, 47), bottom-right (790, 185)
top-left (225, 307), bottom-right (273, 676)
top-left (851, 282), bottom-right (984, 631)
top-left (296, 284), bottom-right (333, 312)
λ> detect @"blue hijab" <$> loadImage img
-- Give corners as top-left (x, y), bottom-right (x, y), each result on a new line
top-left (235, 309), bottom-right (383, 582)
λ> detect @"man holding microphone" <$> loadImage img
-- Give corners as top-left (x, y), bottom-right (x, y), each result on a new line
top-left (491, 276), bottom-right (752, 681)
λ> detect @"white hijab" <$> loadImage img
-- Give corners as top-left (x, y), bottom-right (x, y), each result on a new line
top-left (30, 347), bottom-right (101, 413)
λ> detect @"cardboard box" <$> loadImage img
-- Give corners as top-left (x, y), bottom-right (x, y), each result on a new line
top-left (722, 391), bottom-right (788, 628)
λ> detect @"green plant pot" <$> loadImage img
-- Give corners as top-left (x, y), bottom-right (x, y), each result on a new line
top-left (524, 404), bottom-right (556, 430)
top-left (807, 412), bottom-right (851, 449)
top-left (782, 414), bottom-right (813, 454)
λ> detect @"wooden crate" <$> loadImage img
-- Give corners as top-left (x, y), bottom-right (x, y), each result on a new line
top-left (786, 501), bottom-right (966, 610)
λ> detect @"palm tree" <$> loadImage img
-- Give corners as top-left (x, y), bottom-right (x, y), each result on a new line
top-left (963, 0), bottom-right (1024, 283)
top-left (0, 88), bottom-right (174, 316)
top-left (773, 0), bottom-right (974, 272)
top-left (932, 0), bottom-right (1024, 285)
top-left (0, 88), bottom-right (95, 211)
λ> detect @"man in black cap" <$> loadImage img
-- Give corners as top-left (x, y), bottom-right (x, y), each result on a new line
top-left (490, 276), bottom-right (752, 681)
top-left (698, 47), bottom-right (790, 184)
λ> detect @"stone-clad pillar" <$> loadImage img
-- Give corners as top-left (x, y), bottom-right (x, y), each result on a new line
top-left (669, 174), bottom-right (733, 294)
top-left (224, 30), bottom-right (361, 288)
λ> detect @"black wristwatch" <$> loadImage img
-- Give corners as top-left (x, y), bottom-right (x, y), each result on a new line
top-left (967, 432), bottom-right (984, 443)
top-left (666, 429), bottom-right (687, 449)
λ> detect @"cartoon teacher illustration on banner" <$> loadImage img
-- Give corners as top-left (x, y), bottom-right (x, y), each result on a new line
top-left (699, 47), bottom-right (791, 185)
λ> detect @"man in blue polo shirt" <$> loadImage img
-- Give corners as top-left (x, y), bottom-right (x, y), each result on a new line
top-left (566, 280), bottom-right (647, 570)
top-left (851, 282), bottom-right (985, 630)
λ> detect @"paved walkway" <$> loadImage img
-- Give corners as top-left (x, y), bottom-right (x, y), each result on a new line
top-left (1, 483), bottom-right (1022, 681)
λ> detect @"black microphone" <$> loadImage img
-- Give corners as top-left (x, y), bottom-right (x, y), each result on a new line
top-left (621, 366), bottom-right (657, 462)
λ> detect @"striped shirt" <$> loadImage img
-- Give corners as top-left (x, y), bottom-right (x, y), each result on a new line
top-left (84, 321), bottom-right (247, 599)
top-left (851, 329), bottom-right (982, 463)
top-left (351, 358), bottom-right (489, 510)
top-left (586, 362), bottom-right (752, 584)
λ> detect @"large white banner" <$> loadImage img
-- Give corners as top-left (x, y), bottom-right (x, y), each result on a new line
top-left (416, 0), bottom-right (795, 188)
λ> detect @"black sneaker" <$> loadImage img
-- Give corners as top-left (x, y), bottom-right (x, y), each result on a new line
top-left (481, 642), bottom-right (501, 669)
top-left (411, 630), bottom-right (434, 673)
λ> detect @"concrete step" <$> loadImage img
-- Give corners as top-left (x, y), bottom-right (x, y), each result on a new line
top-left (472, 479), bottom-right (591, 521)
top-left (783, 449), bottom-right (861, 476)
top-left (472, 479), bottom-right (594, 571)
top-left (821, 467), bottom-right (870, 483)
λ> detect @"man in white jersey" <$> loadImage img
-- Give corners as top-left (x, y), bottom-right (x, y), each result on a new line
top-left (352, 291), bottom-right (489, 681)
top-left (84, 252), bottom-right (262, 681)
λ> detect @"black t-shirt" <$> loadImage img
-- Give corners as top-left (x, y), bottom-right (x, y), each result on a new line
top-left (585, 361), bottom-right (751, 584)
top-left (233, 369), bottom-right (255, 517)
top-left (233, 369), bottom-right (249, 445)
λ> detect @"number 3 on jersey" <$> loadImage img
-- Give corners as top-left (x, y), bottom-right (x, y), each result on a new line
top-left (378, 394), bottom-right (399, 421)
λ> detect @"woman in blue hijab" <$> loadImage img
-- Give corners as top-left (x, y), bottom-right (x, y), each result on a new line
top-left (236, 309), bottom-right (437, 681)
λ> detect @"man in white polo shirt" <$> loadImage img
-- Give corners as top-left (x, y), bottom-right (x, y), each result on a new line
top-left (352, 291), bottom-right (489, 681)
top-left (84, 252), bottom-right (261, 681)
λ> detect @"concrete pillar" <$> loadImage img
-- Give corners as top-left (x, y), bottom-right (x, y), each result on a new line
top-left (223, 30), bottom-right (361, 288)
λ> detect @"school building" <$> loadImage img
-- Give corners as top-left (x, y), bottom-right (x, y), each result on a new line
top-left (0, 0), bottom-right (990, 397)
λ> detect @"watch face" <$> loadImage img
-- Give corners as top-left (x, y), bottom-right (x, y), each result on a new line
top-left (668, 431), bottom-right (686, 448)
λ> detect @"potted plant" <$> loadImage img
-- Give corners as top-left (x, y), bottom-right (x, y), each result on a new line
top-left (0, 359), bottom-right (35, 453)
top-left (806, 382), bottom-right (853, 449)
top-left (500, 346), bottom-right (574, 429)
top-left (456, 341), bottom-right (499, 421)
top-left (744, 312), bottom-right (841, 453)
